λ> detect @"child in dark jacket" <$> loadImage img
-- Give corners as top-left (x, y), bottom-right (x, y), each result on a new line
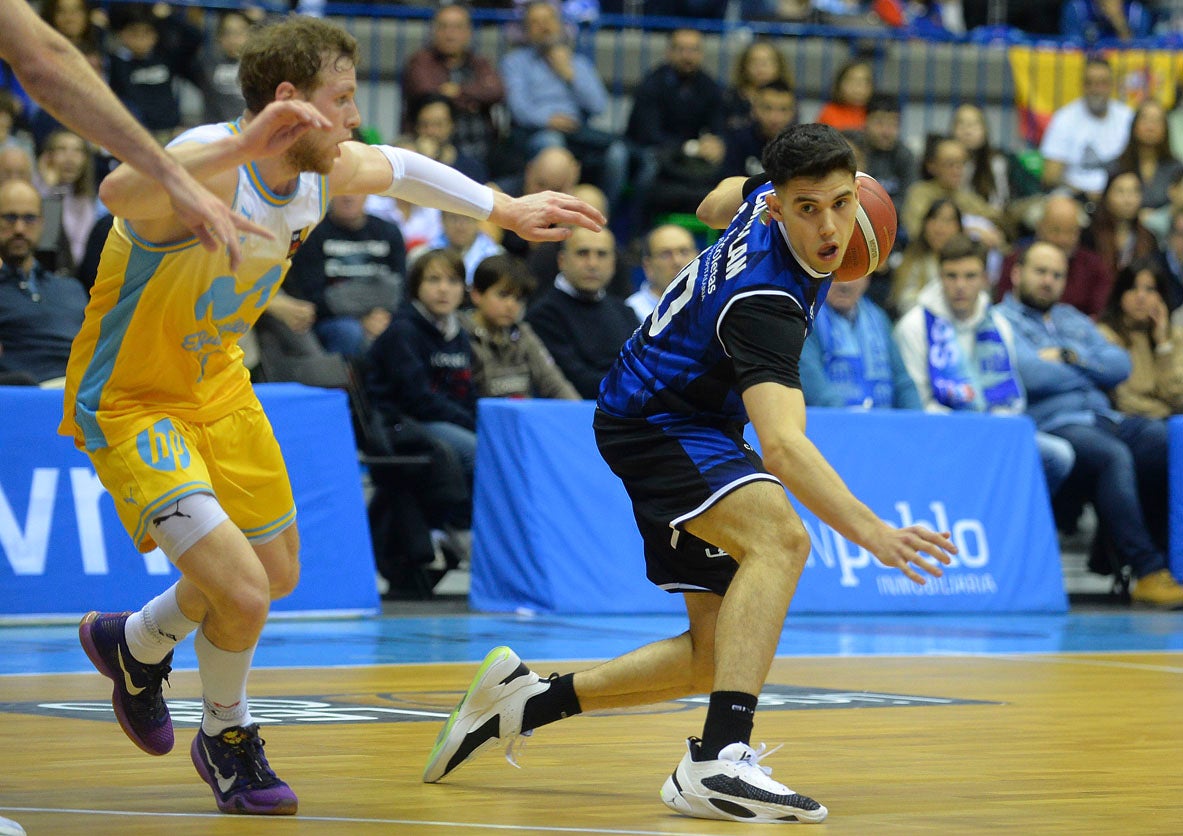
top-left (366, 248), bottom-right (477, 478)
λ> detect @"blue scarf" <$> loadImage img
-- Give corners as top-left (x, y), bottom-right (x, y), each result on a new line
top-left (812, 301), bottom-right (894, 407)
top-left (925, 309), bottom-right (1022, 410)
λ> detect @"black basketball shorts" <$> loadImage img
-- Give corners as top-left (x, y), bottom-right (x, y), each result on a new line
top-left (593, 408), bottom-right (781, 596)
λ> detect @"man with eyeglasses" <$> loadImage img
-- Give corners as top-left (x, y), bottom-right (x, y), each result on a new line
top-left (0, 178), bottom-right (88, 385)
top-left (627, 223), bottom-right (698, 321)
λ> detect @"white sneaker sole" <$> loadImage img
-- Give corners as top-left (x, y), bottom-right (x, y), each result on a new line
top-left (660, 772), bottom-right (828, 824)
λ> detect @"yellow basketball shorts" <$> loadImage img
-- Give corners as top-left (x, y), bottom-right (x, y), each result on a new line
top-left (87, 402), bottom-right (296, 553)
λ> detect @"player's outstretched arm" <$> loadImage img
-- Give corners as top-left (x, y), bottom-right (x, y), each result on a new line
top-left (743, 381), bottom-right (956, 585)
top-left (331, 142), bottom-right (605, 241)
top-left (0, 0), bottom-right (284, 269)
top-left (697, 176), bottom-right (750, 229)
top-left (99, 102), bottom-right (329, 244)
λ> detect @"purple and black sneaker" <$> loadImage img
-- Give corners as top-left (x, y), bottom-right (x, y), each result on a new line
top-left (78, 611), bottom-right (174, 756)
top-left (191, 724), bottom-right (298, 815)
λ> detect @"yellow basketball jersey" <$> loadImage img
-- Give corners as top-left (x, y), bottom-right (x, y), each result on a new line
top-left (60, 122), bottom-right (328, 451)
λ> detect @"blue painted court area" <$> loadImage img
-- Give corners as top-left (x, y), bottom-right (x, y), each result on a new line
top-left (2, 609), bottom-right (1182, 677)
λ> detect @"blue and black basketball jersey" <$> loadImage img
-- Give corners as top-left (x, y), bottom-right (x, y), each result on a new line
top-left (597, 183), bottom-right (831, 427)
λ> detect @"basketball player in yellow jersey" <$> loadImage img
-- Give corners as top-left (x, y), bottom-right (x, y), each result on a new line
top-left (65, 16), bottom-right (604, 817)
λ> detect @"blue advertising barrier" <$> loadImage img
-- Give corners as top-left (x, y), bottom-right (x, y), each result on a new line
top-left (470, 400), bottom-right (1067, 614)
top-left (0, 384), bottom-right (379, 620)
top-left (1170, 417), bottom-right (1183, 579)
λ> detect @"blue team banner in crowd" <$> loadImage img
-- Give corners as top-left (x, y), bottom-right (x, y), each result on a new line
top-left (471, 400), bottom-right (1067, 614)
top-left (0, 384), bottom-right (379, 620)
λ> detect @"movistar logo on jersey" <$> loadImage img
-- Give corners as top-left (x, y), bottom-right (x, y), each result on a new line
top-left (136, 419), bottom-right (191, 471)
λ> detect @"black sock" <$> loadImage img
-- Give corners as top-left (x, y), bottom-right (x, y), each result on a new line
top-left (698, 690), bottom-right (758, 760)
top-left (521, 672), bottom-right (582, 732)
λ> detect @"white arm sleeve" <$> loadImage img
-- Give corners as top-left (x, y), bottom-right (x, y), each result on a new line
top-left (375, 144), bottom-right (495, 220)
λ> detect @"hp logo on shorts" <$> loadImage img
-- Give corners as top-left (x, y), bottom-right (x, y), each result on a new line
top-left (136, 419), bottom-right (191, 471)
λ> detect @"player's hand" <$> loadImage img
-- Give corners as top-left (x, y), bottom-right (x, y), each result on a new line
top-left (237, 100), bottom-right (331, 162)
top-left (162, 165), bottom-right (273, 272)
top-left (869, 525), bottom-right (955, 586)
top-left (490, 190), bottom-right (606, 243)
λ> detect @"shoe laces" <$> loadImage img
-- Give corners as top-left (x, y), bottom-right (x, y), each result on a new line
top-left (223, 727), bottom-right (280, 786)
top-left (504, 729), bottom-right (533, 769)
top-left (735, 742), bottom-right (783, 779)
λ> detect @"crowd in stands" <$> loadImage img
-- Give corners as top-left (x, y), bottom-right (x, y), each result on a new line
top-left (4, 0), bottom-right (1183, 603)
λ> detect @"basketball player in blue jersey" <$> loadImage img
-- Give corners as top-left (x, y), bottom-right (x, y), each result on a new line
top-left (66, 16), bottom-right (604, 817)
top-left (423, 124), bottom-right (956, 824)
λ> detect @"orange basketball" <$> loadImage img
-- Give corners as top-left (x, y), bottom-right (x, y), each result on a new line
top-left (832, 172), bottom-right (897, 283)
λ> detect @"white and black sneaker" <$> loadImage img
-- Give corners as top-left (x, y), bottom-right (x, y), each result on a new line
top-left (422, 646), bottom-right (549, 783)
top-left (660, 737), bottom-right (828, 824)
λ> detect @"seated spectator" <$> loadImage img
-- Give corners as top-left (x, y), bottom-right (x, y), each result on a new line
top-left (996, 193), bottom-right (1114, 318)
top-left (1096, 258), bottom-right (1183, 417)
top-left (850, 94), bottom-right (916, 215)
top-left (201, 10), bottom-right (253, 124)
top-left (522, 182), bottom-right (633, 300)
top-left (721, 81), bottom-right (797, 179)
top-left (628, 223), bottom-right (698, 321)
top-left (1158, 208), bottom-right (1183, 311)
top-left (401, 2), bottom-right (504, 168)
top-left (410, 210), bottom-right (504, 287)
top-left (40, 0), bottom-right (104, 54)
top-left (1040, 57), bottom-right (1133, 203)
top-left (496, 144), bottom-right (580, 203)
top-left (625, 28), bottom-right (726, 224)
top-left (815, 59), bottom-right (873, 133)
top-left (106, 3), bottom-right (202, 142)
top-left (1060, 0), bottom-right (1153, 41)
top-left (893, 234), bottom-right (1075, 495)
top-left (0, 91), bottom-right (34, 158)
top-left (248, 291), bottom-right (351, 389)
top-left (408, 94), bottom-right (489, 184)
top-left (998, 241), bottom-right (1182, 607)
top-left (0, 178), bottom-right (88, 385)
top-left (366, 249), bottom-right (479, 480)
top-left (950, 103), bottom-right (1011, 213)
top-left (527, 226), bottom-right (639, 398)
top-left (800, 275), bottom-right (922, 409)
top-left (1084, 169), bottom-right (1159, 280)
top-left (901, 135), bottom-right (1006, 245)
top-left (720, 37), bottom-right (793, 132)
top-left (1142, 167), bottom-right (1183, 249)
top-left (890, 197), bottom-right (963, 317)
top-left (0, 145), bottom-right (33, 184)
top-left (500, 1), bottom-right (628, 210)
top-left (463, 253), bottom-right (579, 399)
top-left (286, 193), bottom-right (406, 359)
top-left (37, 128), bottom-right (98, 275)
top-left (1108, 100), bottom-right (1183, 211)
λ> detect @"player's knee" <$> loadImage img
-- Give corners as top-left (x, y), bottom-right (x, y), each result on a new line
top-left (268, 556), bottom-right (300, 600)
top-left (215, 576), bottom-right (271, 632)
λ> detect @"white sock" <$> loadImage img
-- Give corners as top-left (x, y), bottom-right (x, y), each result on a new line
top-left (124, 585), bottom-right (200, 664)
top-left (194, 627), bottom-right (255, 736)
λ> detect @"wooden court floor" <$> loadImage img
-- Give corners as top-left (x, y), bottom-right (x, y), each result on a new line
top-left (2, 651), bottom-right (1182, 835)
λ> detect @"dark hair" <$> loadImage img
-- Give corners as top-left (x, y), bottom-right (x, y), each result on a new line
top-left (1084, 55), bottom-right (1112, 76)
top-left (865, 94), bottom-right (899, 118)
top-left (108, 3), bottom-right (157, 34)
top-left (754, 80), bottom-right (794, 98)
top-left (407, 248), bottom-right (466, 299)
top-left (828, 59), bottom-right (873, 105)
top-left (1113, 99), bottom-right (1174, 171)
top-left (473, 253), bottom-right (536, 296)
top-left (937, 233), bottom-right (985, 267)
top-left (1099, 255), bottom-right (1170, 347)
top-left (730, 37), bottom-right (794, 92)
top-left (952, 105), bottom-right (1001, 204)
top-left (413, 93), bottom-right (457, 125)
top-left (239, 17), bottom-right (359, 115)
top-left (762, 123), bottom-right (856, 188)
top-left (0, 91), bottom-right (18, 121)
top-left (915, 197), bottom-right (962, 252)
top-left (920, 134), bottom-right (962, 182)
